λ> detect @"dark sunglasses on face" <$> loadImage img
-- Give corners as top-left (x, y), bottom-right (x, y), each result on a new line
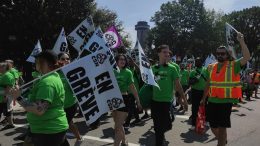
top-left (216, 52), bottom-right (227, 56)
top-left (61, 58), bottom-right (70, 61)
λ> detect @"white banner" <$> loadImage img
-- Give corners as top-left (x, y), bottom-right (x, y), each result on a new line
top-left (61, 48), bottom-right (124, 125)
top-left (26, 40), bottom-right (42, 63)
top-left (204, 54), bottom-right (217, 67)
top-left (226, 22), bottom-right (238, 59)
top-left (79, 28), bottom-right (118, 70)
top-left (52, 27), bottom-right (68, 55)
top-left (67, 17), bottom-right (95, 52)
top-left (131, 41), bottom-right (139, 64)
top-left (136, 40), bottom-right (159, 88)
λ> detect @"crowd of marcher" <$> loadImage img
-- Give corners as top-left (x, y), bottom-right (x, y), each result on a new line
top-left (0, 31), bottom-right (258, 146)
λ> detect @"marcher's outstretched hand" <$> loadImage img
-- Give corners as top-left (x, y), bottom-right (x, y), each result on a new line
top-left (10, 86), bottom-right (21, 100)
top-left (237, 32), bottom-right (244, 43)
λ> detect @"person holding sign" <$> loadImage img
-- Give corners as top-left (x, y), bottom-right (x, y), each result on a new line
top-left (10, 51), bottom-right (69, 146)
top-left (58, 52), bottom-right (83, 144)
top-left (113, 54), bottom-right (142, 146)
top-left (152, 45), bottom-right (188, 146)
top-left (200, 32), bottom-right (250, 146)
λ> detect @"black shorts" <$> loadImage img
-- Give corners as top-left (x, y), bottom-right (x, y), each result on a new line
top-left (116, 95), bottom-right (129, 113)
top-left (64, 103), bottom-right (77, 124)
top-left (206, 102), bottom-right (232, 128)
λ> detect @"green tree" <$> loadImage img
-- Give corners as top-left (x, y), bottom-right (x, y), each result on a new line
top-left (149, 0), bottom-right (225, 59)
top-left (0, 0), bottom-right (130, 81)
top-left (225, 6), bottom-right (260, 68)
top-left (0, 0), bottom-right (130, 60)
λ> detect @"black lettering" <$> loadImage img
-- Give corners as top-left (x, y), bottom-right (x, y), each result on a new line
top-left (141, 53), bottom-right (150, 68)
top-left (76, 25), bottom-right (88, 39)
top-left (89, 42), bottom-right (100, 52)
top-left (80, 94), bottom-right (96, 111)
top-left (84, 104), bottom-right (99, 121)
top-left (76, 87), bottom-right (94, 102)
top-left (95, 72), bottom-right (114, 94)
top-left (66, 67), bottom-right (85, 82)
top-left (60, 42), bottom-right (67, 52)
top-left (71, 77), bottom-right (91, 93)
top-left (79, 49), bottom-right (91, 58)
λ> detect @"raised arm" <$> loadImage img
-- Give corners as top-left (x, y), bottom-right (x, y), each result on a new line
top-left (237, 32), bottom-right (250, 66)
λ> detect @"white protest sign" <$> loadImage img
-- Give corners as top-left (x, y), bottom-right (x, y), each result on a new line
top-left (61, 43), bottom-right (124, 125)
top-left (226, 22), bottom-right (238, 59)
top-left (26, 40), bottom-right (42, 63)
top-left (131, 41), bottom-right (139, 64)
top-left (52, 27), bottom-right (68, 54)
top-left (79, 28), bottom-right (119, 71)
top-left (136, 40), bottom-right (159, 88)
top-left (67, 17), bottom-right (95, 52)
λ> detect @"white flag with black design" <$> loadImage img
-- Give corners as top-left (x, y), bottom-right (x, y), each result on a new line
top-left (136, 40), bottom-right (159, 88)
top-left (131, 41), bottom-right (139, 64)
top-left (26, 40), bottom-right (42, 63)
top-left (52, 27), bottom-right (68, 55)
top-left (67, 17), bottom-right (95, 52)
top-left (226, 22), bottom-right (238, 59)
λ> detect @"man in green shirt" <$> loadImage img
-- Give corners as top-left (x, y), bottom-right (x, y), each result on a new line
top-left (152, 45), bottom-right (188, 146)
top-left (189, 57), bottom-right (209, 130)
top-left (201, 32), bottom-right (250, 146)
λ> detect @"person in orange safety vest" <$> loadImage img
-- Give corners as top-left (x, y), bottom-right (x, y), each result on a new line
top-left (200, 32), bottom-right (250, 146)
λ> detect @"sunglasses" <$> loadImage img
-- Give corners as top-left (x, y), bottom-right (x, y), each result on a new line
top-left (216, 52), bottom-right (227, 56)
top-left (60, 57), bottom-right (70, 61)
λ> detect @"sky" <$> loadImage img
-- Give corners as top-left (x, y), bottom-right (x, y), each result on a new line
top-left (95, 0), bottom-right (260, 47)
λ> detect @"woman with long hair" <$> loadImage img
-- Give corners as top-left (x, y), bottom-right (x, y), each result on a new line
top-left (11, 50), bottom-right (69, 146)
top-left (113, 54), bottom-right (142, 146)
top-left (58, 52), bottom-right (83, 144)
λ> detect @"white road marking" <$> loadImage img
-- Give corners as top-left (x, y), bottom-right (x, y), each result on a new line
top-left (175, 115), bottom-right (190, 119)
top-left (14, 124), bottom-right (28, 128)
top-left (82, 135), bottom-right (140, 146)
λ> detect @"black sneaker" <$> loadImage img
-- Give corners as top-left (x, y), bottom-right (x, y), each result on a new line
top-left (2, 124), bottom-right (15, 130)
top-left (131, 119), bottom-right (142, 125)
top-left (0, 118), bottom-right (7, 125)
top-left (141, 114), bottom-right (149, 120)
top-left (123, 123), bottom-right (130, 129)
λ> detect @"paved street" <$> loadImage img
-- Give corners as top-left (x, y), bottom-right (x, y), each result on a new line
top-left (1, 92), bottom-right (260, 146)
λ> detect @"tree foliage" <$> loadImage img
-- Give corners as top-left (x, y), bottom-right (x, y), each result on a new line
top-left (0, 0), bottom-right (130, 61)
top-left (149, 0), bottom-right (259, 61)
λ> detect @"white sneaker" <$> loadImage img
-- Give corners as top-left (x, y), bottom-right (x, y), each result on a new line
top-left (189, 126), bottom-right (195, 131)
top-left (75, 137), bottom-right (84, 146)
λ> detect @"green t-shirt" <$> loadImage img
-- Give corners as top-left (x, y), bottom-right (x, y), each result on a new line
top-left (9, 68), bottom-right (20, 79)
top-left (114, 68), bottom-right (134, 93)
top-left (0, 74), bottom-right (3, 103)
top-left (0, 71), bottom-right (15, 102)
top-left (152, 64), bottom-right (180, 102)
top-left (26, 72), bottom-right (68, 134)
top-left (169, 61), bottom-right (180, 75)
top-left (129, 68), bottom-right (140, 93)
top-left (189, 67), bottom-right (209, 90)
top-left (59, 72), bottom-right (77, 108)
top-left (180, 69), bottom-right (189, 86)
top-left (208, 60), bottom-right (242, 103)
top-left (32, 71), bottom-right (41, 79)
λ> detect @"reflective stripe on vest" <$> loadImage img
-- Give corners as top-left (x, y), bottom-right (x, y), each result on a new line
top-left (209, 61), bottom-right (242, 99)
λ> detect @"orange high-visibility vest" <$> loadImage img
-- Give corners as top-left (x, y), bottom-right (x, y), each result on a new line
top-left (208, 61), bottom-right (242, 99)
